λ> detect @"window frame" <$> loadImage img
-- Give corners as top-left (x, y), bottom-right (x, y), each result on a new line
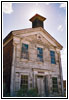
top-left (52, 77), bottom-right (58, 93)
top-left (21, 43), bottom-right (29, 59)
top-left (20, 75), bottom-right (28, 90)
top-left (37, 47), bottom-right (43, 62)
top-left (50, 50), bottom-right (56, 64)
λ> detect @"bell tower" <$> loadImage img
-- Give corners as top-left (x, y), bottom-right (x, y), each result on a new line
top-left (29, 14), bottom-right (46, 28)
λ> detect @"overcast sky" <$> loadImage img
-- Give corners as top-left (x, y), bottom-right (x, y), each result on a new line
top-left (2, 2), bottom-right (67, 80)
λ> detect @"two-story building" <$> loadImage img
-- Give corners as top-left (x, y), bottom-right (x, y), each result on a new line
top-left (3, 14), bottom-right (64, 97)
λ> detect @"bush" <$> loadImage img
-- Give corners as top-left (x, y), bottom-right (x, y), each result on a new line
top-left (3, 83), bottom-right (10, 97)
top-left (16, 88), bottom-right (28, 97)
top-left (16, 88), bottom-right (38, 97)
top-left (27, 88), bottom-right (38, 97)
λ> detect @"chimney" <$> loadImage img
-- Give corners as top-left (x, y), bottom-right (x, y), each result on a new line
top-left (29, 14), bottom-right (46, 28)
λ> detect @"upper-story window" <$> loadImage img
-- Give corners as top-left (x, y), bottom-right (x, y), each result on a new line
top-left (37, 47), bottom-right (43, 62)
top-left (21, 43), bottom-right (28, 59)
top-left (50, 51), bottom-right (56, 64)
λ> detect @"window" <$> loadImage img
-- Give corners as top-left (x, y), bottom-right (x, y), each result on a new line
top-left (37, 47), bottom-right (43, 62)
top-left (21, 43), bottom-right (28, 59)
top-left (21, 75), bottom-right (28, 90)
top-left (52, 77), bottom-right (58, 92)
top-left (50, 51), bottom-right (56, 64)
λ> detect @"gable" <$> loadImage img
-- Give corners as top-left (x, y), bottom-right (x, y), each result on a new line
top-left (20, 34), bottom-right (52, 47)
top-left (12, 27), bottom-right (63, 50)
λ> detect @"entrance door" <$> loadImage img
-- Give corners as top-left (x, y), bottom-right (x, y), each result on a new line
top-left (37, 76), bottom-right (45, 96)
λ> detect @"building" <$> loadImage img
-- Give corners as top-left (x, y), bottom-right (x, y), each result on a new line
top-left (3, 14), bottom-right (64, 97)
top-left (63, 80), bottom-right (66, 96)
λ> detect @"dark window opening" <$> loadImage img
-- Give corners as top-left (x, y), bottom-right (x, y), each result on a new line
top-left (37, 47), bottom-right (43, 62)
top-left (52, 77), bottom-right (58, 92)
top-left (20, 75), bottom-right (28, 90)
top-left (50, 51), bottom-right (56, 64)
top-left (21, 43), bottom-right (28, 59)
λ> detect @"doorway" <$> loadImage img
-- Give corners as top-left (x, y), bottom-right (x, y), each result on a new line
top-left (37, 76), bottom-right (45, 96)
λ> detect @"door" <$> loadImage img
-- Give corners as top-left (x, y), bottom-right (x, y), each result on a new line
top-left (37, 76), bottom-right (45, 96)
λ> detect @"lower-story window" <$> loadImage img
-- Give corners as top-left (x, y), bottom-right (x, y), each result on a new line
top-left (20, 75), bottom-right (28, 90)
top-left (52, 77), bottom-right (58, 92)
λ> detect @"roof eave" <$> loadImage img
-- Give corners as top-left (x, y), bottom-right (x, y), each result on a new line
top-left (3, 31), bottom-right (13, 44)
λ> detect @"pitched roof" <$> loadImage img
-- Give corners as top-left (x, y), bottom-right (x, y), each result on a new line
top-left (29, 14), bottom-right (46, 22)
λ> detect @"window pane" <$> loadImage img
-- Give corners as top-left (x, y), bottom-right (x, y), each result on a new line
top-left (37, 47), bottom-right (43, 62)
top-left (51, 58), bottom-right (56, 64)
top-left (37, 48), bottom-right (43, 53)
top-left (21, 44), bottom-right (28, 59)
top-left (50, 51), bottom-right (56, 64)
top-left (52, 77), bottom-right (58, 92)
top-left (22, 44), bottom-right (28, 52)
top-left (52, 77), bottom-right (57, 80)
top-left (23, 44), bottom-right (28, 49)
top-left (21, 75), bottom-right (28, 90)
top-left (50, 51), bottom-right (55, 55)
top-left (53, 88), bottom-right (58, 92)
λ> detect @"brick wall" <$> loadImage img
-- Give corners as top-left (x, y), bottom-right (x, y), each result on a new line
top-left (3, 39), bottom-right (13, 93)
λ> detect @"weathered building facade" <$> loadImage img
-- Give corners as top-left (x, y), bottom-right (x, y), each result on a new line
top-left (3, 14), bottom-right (64, 97)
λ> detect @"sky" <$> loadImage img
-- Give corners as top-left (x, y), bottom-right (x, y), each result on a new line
top-left (2, 2), bottom-right (67, 80)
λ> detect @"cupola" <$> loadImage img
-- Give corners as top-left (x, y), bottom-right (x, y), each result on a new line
top-left (29, 14), bottom-right (46, 28)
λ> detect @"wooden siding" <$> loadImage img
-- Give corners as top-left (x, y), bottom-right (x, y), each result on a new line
top-left (3, 39), bottom-right (13, 93)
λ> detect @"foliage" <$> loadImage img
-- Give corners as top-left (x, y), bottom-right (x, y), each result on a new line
top-left (16, 88), bottom-right (38, 97)
top-left (16, 88), bottom-right (28, 97)
top-left (3, 83), bottom-right (10, 97)
top-left (27, 88), bottom-right (38, 97)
